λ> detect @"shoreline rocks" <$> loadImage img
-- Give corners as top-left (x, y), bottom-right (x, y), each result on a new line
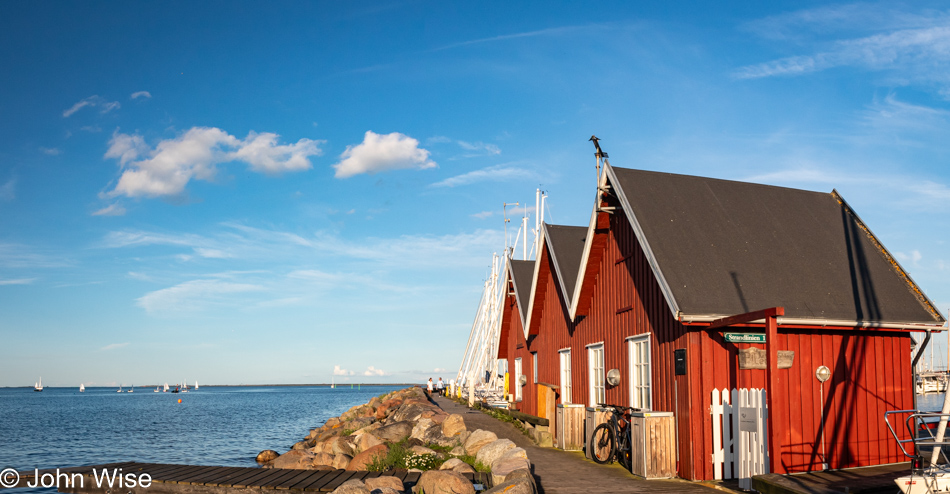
top-left (256, 387), bottom-right (535, 493)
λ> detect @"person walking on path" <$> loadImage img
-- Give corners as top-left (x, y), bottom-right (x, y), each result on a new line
top-left (436, 377), bottom-right (445, 396)
top-left (427, 378), bottom-right (433, 394)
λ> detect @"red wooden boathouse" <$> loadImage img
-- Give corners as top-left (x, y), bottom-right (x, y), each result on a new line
top-left (499, 163), bottom-right (946, 480)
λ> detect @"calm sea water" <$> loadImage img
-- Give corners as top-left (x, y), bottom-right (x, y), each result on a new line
top-left (0, 385), bottom-right (406, 492)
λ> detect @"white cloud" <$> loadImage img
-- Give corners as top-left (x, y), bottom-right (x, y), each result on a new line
top-left (92, 203), bottom-right (126, 216)
top-left (433, 24), bottom-right (597, 51)
top-left (0, 178), bottom-right (14, 201)
top-left (231, 132), bottom-right (322, 174)
top-left (895, 249), bottom-right (923, 266)
top-left (131, 91), bottom-right (152, 100)
top-left (40, 147), bottom-right (62, 156)
top-left (104, 127), bottom-right (323, 198)
top-left (431, 164), bottom-right (534, 187)
top-left (193, 248), bottom-right (232, 259)
top-left (364, 366), bottom-right (387, 376)
top-left (333, 365), bottom-right (355, 376)
top-left (63, 95), bottom-right (121, 117)
top-left (0, 278), bottom-right (36, 285)
top-left (735, 10), bottom-right (950, 90)
top-left (136, 279), bottom-right (265, 314)
top-left (457, 140), bottom-right (501, 156)
top-left (100, 342), bottom-right (129, 351)
top-left (471, 211), bottom-right (495, 219)
top-left (333, 131), bottom-right (436, 178)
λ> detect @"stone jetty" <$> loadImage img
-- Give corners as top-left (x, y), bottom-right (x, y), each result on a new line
top-left (256, 387), bottom-right (535, 494)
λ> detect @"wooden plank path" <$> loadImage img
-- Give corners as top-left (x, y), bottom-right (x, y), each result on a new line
top-left (4, 462), bottom-right (491, 493)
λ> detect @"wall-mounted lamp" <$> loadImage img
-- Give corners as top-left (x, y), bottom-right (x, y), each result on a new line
top-left (607, 369), bottom-right (621, 386)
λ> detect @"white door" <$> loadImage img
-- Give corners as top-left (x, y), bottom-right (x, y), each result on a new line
top-left (588, 343), bottom-right (605, 407)
top-left (628, 334), bottom-right (652, 410)
top-left (514, 358), bottom-right (523, 401)
top-left (559, 349), bottom-right (572, 404)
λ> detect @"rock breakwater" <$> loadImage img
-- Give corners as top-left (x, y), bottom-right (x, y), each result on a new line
top-left (257, 387), bottom-right (536, 493)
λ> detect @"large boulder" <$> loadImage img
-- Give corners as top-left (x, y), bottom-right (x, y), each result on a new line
top-left (371, 421), bottom-right (412, 443)
top-left (271, 450), bottom-right (316, 469)
top-left (476, 439), bottom-right (516, 467)
top-left (364, 476), bottom-right (403, 492)
top-left (411, 418), bottom-right (444, 444)
top-left (311, 452), bottom-right (335, 468)
top-left (498, 447), bottom-right (528, 462)
top-left (439, 458), bottom-right (476, 474)
top-left (344, 417), bottom-right (374, 432)
top-left (330, 436), bottom-right (356, 456)
top-left (415, 470), bottom-right (475, 494)
top-left (441, 414), bottom-right (466, 437)
top-left (325, 417), bottom-right (341, 428)
top-left (346, 444), bottom-right (389, 471)
top-left (332, 454), bottom-right (351, 470)
top-left (490, 457), bottom-right (530, 486)
top-left (330, 479), bottom-right (370, 494)
top-left (256, 450), bottom-right (279, 463)
top-left (463, 429), bottom-right (498, 456)
top-left (356, 431), bottom-right (383, 453)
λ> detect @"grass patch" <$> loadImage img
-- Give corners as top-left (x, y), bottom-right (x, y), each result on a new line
top-left (365, 439), bottom-right (448, 472)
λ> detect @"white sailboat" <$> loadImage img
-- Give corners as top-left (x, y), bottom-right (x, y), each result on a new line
top-left (34, 377), bottom-right (43, 392)
top-left (79, 383), bottom-right (85, 392)
top-left (163, 383), bottom-right (169, 392)
top-left (331, 377), bottom-right (335, 389)
top-left (195, 380), bottom-right (198, 390)
top-left (117, 385), bottom-right (123, 393)
top-left (128, 385), bottom-right (133, 393)
top-left (181, 379), bottom-right (188, 392)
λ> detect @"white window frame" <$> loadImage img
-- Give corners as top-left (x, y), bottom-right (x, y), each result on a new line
top-left (532, 352), bottom-right (538, 384)
top-left (514, 357), bottom-right (523, 402)
top-left (587, 342), bottom-right (605, 407)
top-left (627, 334), bottom-right (652, 410)
top-left (559, 348), bottom-right (572, 404)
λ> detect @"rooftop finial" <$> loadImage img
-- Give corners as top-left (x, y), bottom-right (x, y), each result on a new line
top-left (589, 135), bottom-right (607, 159)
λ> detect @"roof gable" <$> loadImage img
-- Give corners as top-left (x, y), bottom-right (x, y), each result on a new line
top-left (608, 166), bottom-right (944, 325)
top-left (543, 224), bottom-right (587, 305)
top-left (509, 259), bottom-right (535, 326)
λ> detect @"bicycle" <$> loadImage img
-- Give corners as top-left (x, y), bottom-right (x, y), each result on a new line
top-left (590, 404), bottom-right (633, 470)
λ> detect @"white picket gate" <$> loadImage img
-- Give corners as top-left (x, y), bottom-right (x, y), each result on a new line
top-left (711, 388), bottom-right (769, 490)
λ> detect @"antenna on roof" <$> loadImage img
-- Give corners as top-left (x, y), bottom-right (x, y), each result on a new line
top-left (589, 135), bottom-right (609, 182)
top-left (503, 202), bottom-right (519, 257)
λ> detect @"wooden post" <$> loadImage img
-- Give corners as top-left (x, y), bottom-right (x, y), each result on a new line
top-left (765, 313), bottom-right (780, 474)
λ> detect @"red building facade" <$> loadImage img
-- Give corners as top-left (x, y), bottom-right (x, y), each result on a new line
top-left (499, 164), bottom-right (944, 480)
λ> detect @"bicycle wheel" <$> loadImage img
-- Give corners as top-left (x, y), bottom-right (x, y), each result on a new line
top-left (590, 423), bottom-right (616, 464)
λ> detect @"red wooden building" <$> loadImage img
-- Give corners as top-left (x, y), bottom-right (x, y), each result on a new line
top-left (499, 164), bottom-right (946, 480)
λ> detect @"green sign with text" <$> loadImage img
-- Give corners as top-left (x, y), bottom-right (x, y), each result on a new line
top-left (724, 333), bottom-right (766, 343)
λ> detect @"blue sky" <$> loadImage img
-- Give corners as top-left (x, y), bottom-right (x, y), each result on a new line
top-left (1, 1), bottom-right (949, 387)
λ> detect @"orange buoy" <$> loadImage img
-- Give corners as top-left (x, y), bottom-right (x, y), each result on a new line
top-left (177, 398), bottom-right (182, 403)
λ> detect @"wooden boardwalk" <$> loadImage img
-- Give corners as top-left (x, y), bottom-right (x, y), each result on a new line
top-left (5, 462), bottom-right (490, 493)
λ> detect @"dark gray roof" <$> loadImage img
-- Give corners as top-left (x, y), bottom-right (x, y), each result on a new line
top-left (509, 260), bottom-right (535, 319)
top-left (610, 167), bottom-right (944, 325)
top-left (544, 224), bottom-right (588, 303)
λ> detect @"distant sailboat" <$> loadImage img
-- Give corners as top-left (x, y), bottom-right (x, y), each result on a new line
top-left (163, 383), bottom-right (169, 392)
top-left (181, 379), bottom-right (188, 393)
top-left (128, 385), bottom-right (133, 393)
top-left (154, 386), bottom-right (159, 392)
top-left (331, 377), bottom-right (335, 389)
top-left (195, 380), bottom-right (198, 390)
top-left (117, 386), bottom-right (123, 393)
top-left (34, 378), bottom-right (43, 392)
top-left (79, 383), bottom-right (85, 393)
